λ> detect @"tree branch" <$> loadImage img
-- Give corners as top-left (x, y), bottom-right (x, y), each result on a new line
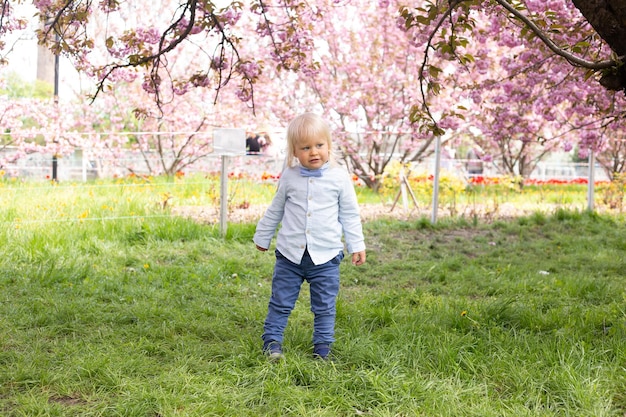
top-left (91, 0), bottom-right (198, 105)
top-left (494, 0), bottom-right (624, 70)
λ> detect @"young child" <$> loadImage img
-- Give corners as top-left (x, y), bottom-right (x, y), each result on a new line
top-left (253, 112), bottom-right (367, 360)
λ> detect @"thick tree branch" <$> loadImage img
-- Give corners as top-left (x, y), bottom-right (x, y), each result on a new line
top-left (494, 0), bottom-right (623, 70)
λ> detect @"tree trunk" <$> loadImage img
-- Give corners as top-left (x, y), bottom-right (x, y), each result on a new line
top-left (571, 0), bottom-right (626, 92)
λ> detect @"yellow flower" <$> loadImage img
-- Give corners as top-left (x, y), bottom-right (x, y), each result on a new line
top-left (143, 264), bottom-right (149, 269)
top-left (461, 310), bottom-right (479, 327)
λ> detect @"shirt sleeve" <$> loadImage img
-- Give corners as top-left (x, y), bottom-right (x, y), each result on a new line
top-left (338, 171), bottom-right (366, 254)
top-left (253, 177), bottom-right (287, 249)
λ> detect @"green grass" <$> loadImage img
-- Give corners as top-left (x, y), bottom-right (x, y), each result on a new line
top-left (0, 179), bottom-right (625, 416)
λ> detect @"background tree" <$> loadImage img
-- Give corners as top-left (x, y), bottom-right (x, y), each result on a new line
top-left (283, 0), bottom-right (466, 191)
top-left (597, 135), bottom-right (626, 179)
top-left (21, 0), bottom-right (317, 111)
top-left (1, 0), bottom-right (291, 176)
top-left (3, 0), bottom-right (626, 182)
top-left (402, 0), bottom-right (626, 179)
top-left (0, 94), bottom-right (96, 171)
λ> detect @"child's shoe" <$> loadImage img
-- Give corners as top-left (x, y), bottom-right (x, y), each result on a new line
top-left (263, 340), bottom-right (284, 361)
top-left (313, 343), bottom-right (331, 360)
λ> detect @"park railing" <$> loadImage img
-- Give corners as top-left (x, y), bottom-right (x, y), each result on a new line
top-left (0, 147), bottom-right (608, 184)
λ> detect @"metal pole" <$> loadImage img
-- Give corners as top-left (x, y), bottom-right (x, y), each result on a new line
top-left (52, 32), bottom-right (59, 182)
top-left (82, 149), bottom-right (87, 182)
top-left (587, 150), bottom-right (595, 211)
top-left (220, 155), bottom-right (229, 236)
top-left (431, 135), bottom-right (441, 224)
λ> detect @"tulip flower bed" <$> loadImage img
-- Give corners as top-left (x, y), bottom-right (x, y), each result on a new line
top-left (374, 171), bottom-right (622, 219)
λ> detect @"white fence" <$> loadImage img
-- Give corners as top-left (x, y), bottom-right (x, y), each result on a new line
top-left (0, 149), bottom-right (286, 181)
top-left (0, 146), bottom-right (610, 183)
top-left (412, 158), bottom-right (610, 183)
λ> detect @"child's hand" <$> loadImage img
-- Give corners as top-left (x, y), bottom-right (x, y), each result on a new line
top-left (256, 245), bottom-right (268, 252)
top-left (351, 251), bottom-right (366, 266)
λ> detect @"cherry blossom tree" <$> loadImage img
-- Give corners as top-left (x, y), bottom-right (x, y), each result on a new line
top-left (0, 0), bottom-right (289, 176)
top-left (3, 0), bottom-right (626, 183)
top-left (402, 0), bottom-right (626, 179)
top-left (1, 0), bottom-right (620, 102)
top-left (0, 0), bottom-right (318, 112)
top-left (0, 93), bottom-right (97, 172)
top-left (266, 0), bottom-right (467, 191)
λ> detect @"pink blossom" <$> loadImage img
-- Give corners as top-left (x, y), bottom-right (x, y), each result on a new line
top-left (141, 76), bottom-right (160, 94)
top-left (237, 61), bottom-right (260, 79)
top-left (99, 0), bottom-right (120, 12)
top-left (191, 74), bottom-right (210, 88)
top-left (236, 88), bottom-right (252, 102)
top-left (211, 56), bottom-right (228, 71)
top-left (33, 0), bottom-right (54, 9)
top-left (220, 9), bottom-right (242, 26)
top-left (173, 83), bottom-right (190, 95)
top-left (136, 27), bottom-right (160, 45)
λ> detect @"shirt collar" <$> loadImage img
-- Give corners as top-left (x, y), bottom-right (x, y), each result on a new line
top-left (300, 161), bottom-right (329, 177)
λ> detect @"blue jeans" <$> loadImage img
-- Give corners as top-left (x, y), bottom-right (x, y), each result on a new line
top-left (262, 249), bottom-right (343, 345)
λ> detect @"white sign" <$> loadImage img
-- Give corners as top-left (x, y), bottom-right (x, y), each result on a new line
top-left (213, 128), bottom-right (246, 156)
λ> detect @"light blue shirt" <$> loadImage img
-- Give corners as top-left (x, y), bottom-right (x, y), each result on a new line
top-left (253, 164), bottom-right (366, 265)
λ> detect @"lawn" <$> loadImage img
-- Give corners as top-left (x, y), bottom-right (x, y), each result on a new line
top-left (0, 176), bottom-right (625, 416)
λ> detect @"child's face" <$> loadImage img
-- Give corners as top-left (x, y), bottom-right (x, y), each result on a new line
top-left (294, 135), bottom-right (329, 170)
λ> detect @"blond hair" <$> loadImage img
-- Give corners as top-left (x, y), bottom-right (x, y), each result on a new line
top-left (285, 113), bottom-right (333, 167)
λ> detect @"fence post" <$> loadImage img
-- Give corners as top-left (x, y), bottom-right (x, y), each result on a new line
top-left (213, 128), bottom-right (246, 237)
top-left (587, 150), bottom-right (595, 211)
top-left (431, 135), bottom-right (441, 224)
top-left (82, 148), bottom-right (87, 182)
top-left (220, 154), bottom-right (229, 236)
